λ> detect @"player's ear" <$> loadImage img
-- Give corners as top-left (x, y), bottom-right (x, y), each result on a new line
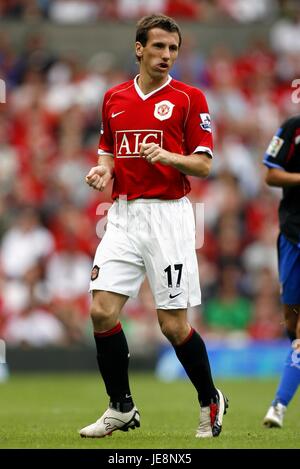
top-left (135, 42), bottom-right (143, 58)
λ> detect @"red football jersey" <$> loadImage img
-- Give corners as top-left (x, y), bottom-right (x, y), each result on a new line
top-left (98, 75), bottom-right (213, 200)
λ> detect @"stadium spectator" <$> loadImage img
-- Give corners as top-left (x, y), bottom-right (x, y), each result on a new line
top-left (242, 222), bottom-right (278, 277)
top-left (2, 262), bottom-right (67, 347)
top-left (203, 259), bottom-right (252, 339)
top-left (165, 0), bottom-right (202, 20)
top-left (0, 114), bottom-right (19, 198)
top-left (270, 3), bottom-right (300, 54)
top-left (248, 296), bottom-right (283, 340)
top-left (116, 0), bottom-right (167, 20)
top-left (170, 33), bottom-right (208, 87)
top-left (0, 0), bottom-right (24, 18)
top-left (3, 307), bottom-right (66, 347)
top-left (248, 268), bottom-right (283, 340)
top-left (49, 0), bottom-right (99, 24)
top-left (46, 235), bottom-right (91, 342)
top-left (205, 45), bottom-right (252, 139)
top-left (1, 0), bottom-right (296, 22)
top-left (263, 115), bottom-right (300, 429)
top-left (217, 0), bottom-right (278, 22)
top-left (79, 14), bottom-right (228, 440)
top-left (0, 207), bottom-right (54, 279)
top-left (53, 134), bottom-right (91, 207)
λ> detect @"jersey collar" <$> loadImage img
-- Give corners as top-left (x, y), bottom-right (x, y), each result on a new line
top-left (134, 75), bottom-right (172, 101)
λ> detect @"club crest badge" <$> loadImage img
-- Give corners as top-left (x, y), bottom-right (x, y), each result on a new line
top-left (91, 265), bottom-right (100, 281)
top-left (154, 100), bottom-right (174, 121)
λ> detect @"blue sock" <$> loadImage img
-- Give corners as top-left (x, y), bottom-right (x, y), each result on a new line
top-left (273, 348), bottom-right (300, 407)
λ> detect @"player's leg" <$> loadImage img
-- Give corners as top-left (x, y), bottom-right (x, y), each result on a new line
top-left (265, 305), bottom-right (300, 416)
top-left (264, 304), bottom-right (300, 428)
top-left (142, 198), bottom-right (227, 437)
top-left (80, 290), bottom-right (140, 438)
top-left (91, 290), bottom-right (134, 411)
top-left (157, 308), bottom-right (217, 403)
top-left (80, 204), bottom-right (145, 438)
top-left (264, 234), bottom-right (300, 428)
top-left (157, 307), bottom-right (227, 438)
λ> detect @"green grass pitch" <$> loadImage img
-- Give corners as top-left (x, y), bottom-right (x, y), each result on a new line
top-left (0, 372), bottom-right (299, 449)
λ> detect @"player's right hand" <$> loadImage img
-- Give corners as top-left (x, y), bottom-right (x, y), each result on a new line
top-left (85, 165), bottom-right (112, 191)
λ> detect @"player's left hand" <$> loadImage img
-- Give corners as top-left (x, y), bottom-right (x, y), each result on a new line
top-left (139, 142), bottom-right (175, 166)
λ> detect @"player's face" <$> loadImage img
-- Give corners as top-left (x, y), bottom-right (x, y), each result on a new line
top-left (136, 28), bottom-right (179, 81)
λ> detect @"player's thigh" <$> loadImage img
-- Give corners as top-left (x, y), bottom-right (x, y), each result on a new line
top-left (90, 221), bottom-right (145, 299)
top-left (144, 198), bottom-right (201, 310)
top-left (278, 234), bottom-right (300, 335)
top-left (278, 233), bottom-right (300, 306)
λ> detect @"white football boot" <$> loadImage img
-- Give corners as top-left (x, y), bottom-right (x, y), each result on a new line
top-left (196, 389), bottom-right (228, 438)
top-left (263, 402), bottom-right (286, 428)
top-left (79, 406), bottom-right (140, 438)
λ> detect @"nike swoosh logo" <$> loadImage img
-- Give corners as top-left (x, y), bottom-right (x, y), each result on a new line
top-left (111, 111), bottom-right (125, 118)
top-left (169, 293), bottom-right (182, 299)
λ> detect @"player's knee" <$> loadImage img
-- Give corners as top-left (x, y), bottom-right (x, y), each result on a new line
top-left (159, 319), bottom-right (185, 345)
top-left (285, 317), bottom-right (297, 335)
top-left (89, 300), bottom-right (117, 328)
top-left (283, 306), bottom-right (298, 334)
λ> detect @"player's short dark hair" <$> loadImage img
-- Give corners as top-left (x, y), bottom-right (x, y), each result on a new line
top-left (136, 14), bottom-right (182, 50)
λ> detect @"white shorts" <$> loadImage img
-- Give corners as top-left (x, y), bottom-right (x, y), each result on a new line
top-left (90, 197), bottom-right (201, 309)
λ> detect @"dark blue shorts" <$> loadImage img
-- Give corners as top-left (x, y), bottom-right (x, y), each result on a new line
top-left (278, 233), bottom-right (300, 305)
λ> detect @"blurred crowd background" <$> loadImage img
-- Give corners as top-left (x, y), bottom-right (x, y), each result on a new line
top-left (0, 0), bottom-right (300, 354)
top-left (0, 0), bottom-right (300, 23)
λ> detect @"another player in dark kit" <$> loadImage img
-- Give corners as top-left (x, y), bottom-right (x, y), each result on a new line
top-left (263, 115), bottom-right (300, 428)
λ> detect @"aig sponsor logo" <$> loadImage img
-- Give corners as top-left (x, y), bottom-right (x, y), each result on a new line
top-left (115, 130), bottom-right (163, 158)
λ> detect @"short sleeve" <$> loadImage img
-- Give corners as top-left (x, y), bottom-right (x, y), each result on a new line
top-left (98, 92), bottom-right (114, 157)
top-left (184, 88), bottom-right (213, 158)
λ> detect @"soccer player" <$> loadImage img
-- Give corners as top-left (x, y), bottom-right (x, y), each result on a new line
top-left (79, 14), bottom-right (228, 439)
top-left (263, 115), bottom-right (300, 428)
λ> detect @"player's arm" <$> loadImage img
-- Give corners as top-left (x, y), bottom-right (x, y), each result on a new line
top-left (140, 144), bottom-right (211, 178)
top-left (86, 90), bottom-right (115, 191)
top-left (163, 151), bottom-right (211, 177)
top-left (265, 167), bottom-right (300, 187)
top-left (85, 154), bottom-right (114, 191)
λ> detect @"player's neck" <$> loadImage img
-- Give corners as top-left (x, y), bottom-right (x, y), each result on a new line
top-left (137, 73), bottom-right (168, 95)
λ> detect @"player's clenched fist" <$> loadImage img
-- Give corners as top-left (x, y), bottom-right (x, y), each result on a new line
top-left (85, 165), bottom-right (113, 191)
top-left (139, 142), bottom-right (176, 166)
